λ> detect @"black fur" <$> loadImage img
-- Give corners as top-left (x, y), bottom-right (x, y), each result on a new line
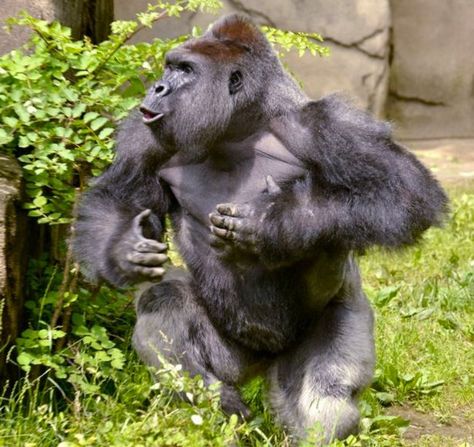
top-left (73, 14), bottom-right (448, 444)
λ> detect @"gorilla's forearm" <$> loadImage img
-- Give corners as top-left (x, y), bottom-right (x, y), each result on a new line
top-left (73, 153), bottom-right (169, 286)
top-left (256, 162), bottom-right (448, 268)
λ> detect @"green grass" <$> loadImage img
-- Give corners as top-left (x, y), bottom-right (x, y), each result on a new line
top-left (1, 183), bottom-right (473, 447)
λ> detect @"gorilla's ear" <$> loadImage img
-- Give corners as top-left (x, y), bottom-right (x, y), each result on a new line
top-left (209, 14), bottom-right (268, 51)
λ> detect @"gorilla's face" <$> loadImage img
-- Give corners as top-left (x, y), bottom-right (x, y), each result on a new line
top-left (140, 49), bottom-right (205, 126)
top-left (137, 14), bottom-right (282, 161)
top-left (139, 45), bottom-right (246, 159)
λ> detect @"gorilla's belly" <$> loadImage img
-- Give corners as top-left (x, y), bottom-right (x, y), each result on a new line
top-left (160, 131), bottom-right (310, 352)
top-left (192, 255), bottom-right (308, 352)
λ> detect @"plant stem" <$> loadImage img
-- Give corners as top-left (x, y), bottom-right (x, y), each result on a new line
top-left (91, 10), bottom-right (169, 76)
top-left (50, 243), bottom-right (73, 330)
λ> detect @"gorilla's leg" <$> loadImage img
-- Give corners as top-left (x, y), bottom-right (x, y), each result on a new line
top-left (132, 269), bottom-right (255, 417)
top-left (268, 262), bottom-right (375, 445)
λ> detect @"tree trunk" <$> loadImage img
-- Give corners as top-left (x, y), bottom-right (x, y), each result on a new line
top-left (54, 0), bottom-right (114, 43)
top-left (0, 156), bottom-right (28, 383)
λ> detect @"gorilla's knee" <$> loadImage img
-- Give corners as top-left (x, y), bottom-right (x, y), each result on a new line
top-left (133, 275), bottom-right (254, 419)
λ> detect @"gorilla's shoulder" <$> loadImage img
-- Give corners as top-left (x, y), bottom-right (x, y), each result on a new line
top-left (300, 95), bottom-right (392, 140)
top-left (270, 94), bottom-right (394, 167)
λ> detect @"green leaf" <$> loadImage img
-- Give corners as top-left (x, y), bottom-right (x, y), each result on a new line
top-left (0, 128), bottom-right (13, 145)
top-left (72, 103), bottom-right (87, 117)
top-left (438, 316), bottom-right (459, 330)
top-left (33, 196), bottom-right (47, 207)
top-left (3, 116), bottom-right (18, 127)
top-left (90, 117), bottom-right (108, 131)
top-left (83, 112), bottom-right (99, 123)
top-left (373, 286), bottom-right (400, 308)
top-left (13, 103), bottom-right (30, 122)
top-left (17, 352), bottom-right (34, 366)
top-left (18, 135), bottom-right (31, 148)
top-left (98, 127), bottom-right (114, 139)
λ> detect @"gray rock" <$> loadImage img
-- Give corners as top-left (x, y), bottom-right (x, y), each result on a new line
top-left (0, 0), bottom-right (113, 55)
top-left (0, 0), bottom-right (56, 55)
top-left (388, 0), bottom-right (474, 139)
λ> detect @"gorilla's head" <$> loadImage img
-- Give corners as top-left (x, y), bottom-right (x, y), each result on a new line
top-left (139, 14), bottom-right (305, 160)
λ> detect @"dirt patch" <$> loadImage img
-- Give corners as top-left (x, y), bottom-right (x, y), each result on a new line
top-left (402, 138), bottom-right (474, 185)
top-left (388, 405), bottom-right (474, 443)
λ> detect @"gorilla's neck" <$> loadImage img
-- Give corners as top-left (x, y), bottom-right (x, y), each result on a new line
top-left (223, 106), bottom-right (266, 141)
top-left (266, 75), bottom-right (308, 117)
top-left (222, 75), bottom-right (307, 144)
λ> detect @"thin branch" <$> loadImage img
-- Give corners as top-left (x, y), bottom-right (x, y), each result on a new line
top-left (91, 10), bottom-right (169, 76)
top-left (50, 239), bottom-right (74, 329)
top-left (54, 264), bottom-right (79, 352)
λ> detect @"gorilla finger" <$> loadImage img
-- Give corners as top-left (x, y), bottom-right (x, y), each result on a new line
top-left (210, 225), bottom-right (236, 240)
top-left (209, 213), bottom-right (240, 231)
top-left (132, 209), bottom-right (152, 234)
top-left (134, 239), bottom-right (167, 253)
top-left (127, 253), bottom-right (168, 266)
top-left (216, 203), bottom-right (249, 217)
top-left (132, 266), bottom-right (165, 279)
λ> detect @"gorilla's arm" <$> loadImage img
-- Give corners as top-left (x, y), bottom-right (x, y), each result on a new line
top-left (73, 112), bottom-right (172, 286)
top-left (210, 96), bottom-right (448, 268)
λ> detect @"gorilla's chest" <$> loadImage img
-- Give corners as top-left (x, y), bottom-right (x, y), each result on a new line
top-left (159, 132), bottom-right (306, 225)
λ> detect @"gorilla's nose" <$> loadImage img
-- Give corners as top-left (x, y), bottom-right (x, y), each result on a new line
top-left (154, 81), bottom-right (171, 97)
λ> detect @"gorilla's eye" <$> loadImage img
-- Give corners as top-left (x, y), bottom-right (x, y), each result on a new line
top-left (178, 63), bottom-right (193, 74)
top-left (229, 71), bottom-right (243, 95)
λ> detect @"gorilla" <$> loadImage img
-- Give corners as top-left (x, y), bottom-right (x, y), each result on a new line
top-left (73, 14), bottom-right (448, 444)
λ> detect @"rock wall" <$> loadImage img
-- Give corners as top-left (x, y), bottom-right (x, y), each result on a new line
top-left (0, 0), bottom-right (56, 55)
top-left (387, 0), bottom-right (474, 139)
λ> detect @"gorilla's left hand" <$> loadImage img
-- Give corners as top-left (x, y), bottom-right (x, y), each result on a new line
top-left (209, 176), bottom-right (281, 257)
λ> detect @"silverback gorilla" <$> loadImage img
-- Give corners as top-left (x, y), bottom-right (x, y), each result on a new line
top-left (73, 15), bottom-right (448, 444)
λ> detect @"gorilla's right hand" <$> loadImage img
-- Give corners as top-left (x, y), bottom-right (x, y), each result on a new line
top-left (111, 209), bottom-right (168, 282)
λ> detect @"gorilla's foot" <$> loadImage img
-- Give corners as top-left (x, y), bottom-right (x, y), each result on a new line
top-left (297, 394), bottom-right (359, 445)
top-left (220, 384), bottom-right (251, 420)
top-left (268, 365), bottom-right (360, 445)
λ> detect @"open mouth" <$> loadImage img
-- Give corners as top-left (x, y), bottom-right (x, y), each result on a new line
top-left (140, 106), bottom-right (164, 124)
